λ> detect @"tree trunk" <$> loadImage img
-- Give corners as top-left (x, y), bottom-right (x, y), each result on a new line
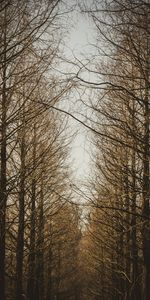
top-left (27, 179), bottom-right (36, 300)
top-left (142, 30), bottom-right (150, 299)
top-left (124, 156), bottom-right (131, 299)
top-left (130, 100), bottom-right (141, 300)
top-left (34, 177), bottom-right (44, 300)
top-left (15, 109), bottom-right (26, 300)
top-left (27, 124), bottom-right (36, 300)
top-left (46, 222), bottom-right (53, 300)
top-left (142, 88), bottom-right (150, 300)
top-left (0, 8), bottom-right (7, 299)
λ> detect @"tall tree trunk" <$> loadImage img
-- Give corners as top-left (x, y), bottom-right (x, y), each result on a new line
top-left (117, 180), bottom-right (125, 299)
top-left (27, 178), bottom-right (36, 300)
top-left (142, 82), bottom-right (150, 300)
top-left (130, 98), bottom-right (141, 300)
top-left (124, 155), bottom-right (131, 299)
top-left (34, 176), bottom-right (44, 300)
top-left (15, 108), bottom-right (26, 300)
top-left (142, 27), bottom-right (150, 299)
top-left (0, 7), bottom-right (7, 299)
top-left (46, 222), bottom-right (53, 300)
top-left (27, 124), bottom-right (36, 300)
top-left (130, 157), bottom-right (140, 300)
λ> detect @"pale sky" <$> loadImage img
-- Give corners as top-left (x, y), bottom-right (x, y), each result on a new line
top-left (65, 10), bottom-right (96, 181)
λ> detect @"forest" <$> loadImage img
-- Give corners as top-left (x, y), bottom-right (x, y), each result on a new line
top-left (0, 0), bottom-right (149, 300)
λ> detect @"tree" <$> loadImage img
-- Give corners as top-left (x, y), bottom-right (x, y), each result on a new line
top-left (77, 1), bottom-right (149, 299)
top-left (0, 1), bottom-right (78, 299)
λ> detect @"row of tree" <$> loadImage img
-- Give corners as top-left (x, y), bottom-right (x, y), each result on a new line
top-left (0, 1), bottom-right (82, 300)
top-left (1, 1), bottom-right (149, 299)
top-left (80, 1), bottom-right (149, 299)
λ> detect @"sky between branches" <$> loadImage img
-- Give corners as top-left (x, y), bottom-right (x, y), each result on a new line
top-left (64, 8), bottom-right (96, 182)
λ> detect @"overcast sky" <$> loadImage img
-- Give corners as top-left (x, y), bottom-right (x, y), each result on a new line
top-left (64, 10), bottom-right (96, 182)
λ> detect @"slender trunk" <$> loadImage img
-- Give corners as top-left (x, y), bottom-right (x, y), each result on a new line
top-left (124, 157), bottom-right (131, 299)
top-left (142, 30), bottom-right (150, 299)
top-left (34, 177), bottom-right (44, 300)
top-left (118, 181), bottom-right (125, 299)
top-left (118, 227), bottom-right (124, 300)
top-left (15, 109), bottom-right (26, 300)
top-left (27, 125), bottom-right (36, 300)
top-left (0, 8), bottom-right (7, 299)
top-left (130, 100), bottom-right (141, 300)
top-left (0, 62), bottom-right (7, 300)
top-left (130, 156), bottom-right (140, 299)
top-left (46, 222), bottom-right (52, 300)
top-left (27, 179), bottom-right (36, 300)
top-left (142, 86), bottom-right (150, 300)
